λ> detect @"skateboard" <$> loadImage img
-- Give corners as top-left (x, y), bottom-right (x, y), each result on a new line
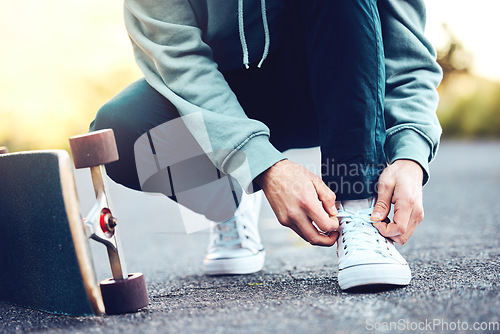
top-left (0, 129), bottom-right (149, 316)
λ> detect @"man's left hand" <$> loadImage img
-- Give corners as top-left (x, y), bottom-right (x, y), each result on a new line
top-left (370, 159), bottom-right (425, 245)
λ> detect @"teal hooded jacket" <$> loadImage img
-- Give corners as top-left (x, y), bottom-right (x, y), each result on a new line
top-left (123, 0), bottom-right (442, 192)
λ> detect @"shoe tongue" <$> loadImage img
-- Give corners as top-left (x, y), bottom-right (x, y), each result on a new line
top-left (340, 197), bottom-right (374, 212)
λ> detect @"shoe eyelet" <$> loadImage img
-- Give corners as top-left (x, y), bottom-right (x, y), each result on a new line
top-left (246, 236), bottom-right (250, 239)
top-left (345, 251), bottom-right (348, 255)
top-left (344, 245), bottom-right (346, 249)
top-left (342, 238), bottom-right (345, 243)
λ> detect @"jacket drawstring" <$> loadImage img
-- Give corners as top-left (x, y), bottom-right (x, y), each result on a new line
top-left (238, 0), bottom-right (250, 69)
top-left (258, 0), bottom-right (270, 68)
top-left (238, 0), bottom-right (270, 69)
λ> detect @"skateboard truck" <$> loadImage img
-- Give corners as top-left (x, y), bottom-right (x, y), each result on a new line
top-left (83, 164), bottom-right (126, 280)
top-left (69, 129), bottom-right (149, 314)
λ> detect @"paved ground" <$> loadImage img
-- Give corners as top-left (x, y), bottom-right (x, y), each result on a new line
top-left (1, 140), bottom-right (499, 333)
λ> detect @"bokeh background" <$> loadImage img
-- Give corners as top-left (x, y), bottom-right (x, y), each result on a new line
top-left (1, 0), bottom-right (499, 151)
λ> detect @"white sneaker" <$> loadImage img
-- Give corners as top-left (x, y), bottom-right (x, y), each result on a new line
top-left (336, 198), bottom-right (411, 290)
top-left (203, 191), bottom-right (265, 275)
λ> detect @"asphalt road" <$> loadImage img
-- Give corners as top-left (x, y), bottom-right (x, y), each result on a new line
top-left (1, 140), bottom-right (499, 333)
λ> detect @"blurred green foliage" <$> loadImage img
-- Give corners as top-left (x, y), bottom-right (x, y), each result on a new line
top-left (438, 81), bottom-right (500, 138)
top-left (1, 21), bottom-right (498, 154)
top-left (436, 24), bottom-right (500, 138)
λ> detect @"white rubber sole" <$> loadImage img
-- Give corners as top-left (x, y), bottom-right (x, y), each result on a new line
top-left (338, 263), bottom-right (411, 290)
top-left (203, 250), bottom-right (266, 275)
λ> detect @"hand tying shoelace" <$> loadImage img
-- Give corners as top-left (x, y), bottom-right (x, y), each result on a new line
top-left (337, 206), bottom-right (393, 257)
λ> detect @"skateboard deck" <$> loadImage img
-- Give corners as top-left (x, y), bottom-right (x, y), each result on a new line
top-left (0, 150), bottom-right (104, 316)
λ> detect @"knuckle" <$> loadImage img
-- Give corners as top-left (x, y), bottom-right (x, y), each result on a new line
top-left (376, 181), bottom-right (389, 193)
top-left (377, 176), bottom-right (393, 190)
top-left (314, 221), bottom-right (327, 232)
top-left (308, 235), bottom-right (321, 245)
top-left (279, 217), bottom-right (291, 227)
top-left (375, 201), bottom-right (390, 212)
top-left (285, 208), bottom-right (297, 221)
top-left (397, 225), bottom-right (407, 235)
top-left (331, 217), bottom-right (339, 230)
top-left (288, 212), bottom-right (299, 224)
top-left (298, 197), bottom-right (310, 209)
top-left (414, 206), bottom-right (424, 222)
top-left (325, 193), bottom-right (336, 203)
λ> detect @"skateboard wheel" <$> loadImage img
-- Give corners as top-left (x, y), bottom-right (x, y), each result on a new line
top-left (0, 146), bottom-right (8, 154)
top-left (99, 273), bottom-right (149, 315)
top-left (69, 129), bottom-right (119, 169)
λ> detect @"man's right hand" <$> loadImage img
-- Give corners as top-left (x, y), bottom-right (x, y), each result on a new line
top-left (255, 160), bottom-right (339, 246)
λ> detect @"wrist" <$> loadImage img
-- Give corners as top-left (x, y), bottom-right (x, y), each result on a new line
top-left (255, 159), bottom-right (288, 188)
top-left (392, 159), bottom-right (424, 182)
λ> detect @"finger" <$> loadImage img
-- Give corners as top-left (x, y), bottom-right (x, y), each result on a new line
top-left (393, 198), bottom-right (413, 231)
top-left (311, 177), bottom-right (338, 216)
top-left (371, 177), bottom-right (395, 222)
top-left (302, 198), bottom-right (339, 233)
top-left (392, 204), bottom-right (424, 244)
top-left (287, 224), bottom-right (309, 243)
top-left (373, 221), bottom-right (398, 240)
top-left (295, 215), bottom-right (338, 247)
top-left (372, 216), bottom-right (390, 227)
top-left (327, 230), bottom-right (339, 245)
top-left (290, 223), bottom-right (338, 246)
top-left (390, 217), bottom-right (415, 245)
top-left (375, 199), bottom-right (412, 239)
top-left (390, 227), bottom-right (411, 245)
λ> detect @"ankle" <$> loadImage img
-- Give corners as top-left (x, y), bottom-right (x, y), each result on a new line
top-left (336, 196), bottom-right (375, 212)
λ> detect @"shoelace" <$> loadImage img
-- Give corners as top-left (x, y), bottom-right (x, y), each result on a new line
top-left (337, 207), bottom-right (393, 257)
top-left (212, 217), bottom-right (242, 247)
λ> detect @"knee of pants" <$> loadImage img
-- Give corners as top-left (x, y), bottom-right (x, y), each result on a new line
top-left (89, 79), bottom-right (181, 190)
top-left (90, 78), bottom-right (180, 149)
top-left (91, 98), bottom-right (144, 139)
top-left (90, 101), bottom-right (144, 191)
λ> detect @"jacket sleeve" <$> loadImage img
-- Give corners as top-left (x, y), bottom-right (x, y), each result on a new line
top-left (378, 0), bottom-right (443, 184)
top-left (124, 0), bottom-right (285, 192)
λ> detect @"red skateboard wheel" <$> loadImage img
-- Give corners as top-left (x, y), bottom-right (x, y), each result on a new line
top-left (0, 146), bottom-right (8, 154)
